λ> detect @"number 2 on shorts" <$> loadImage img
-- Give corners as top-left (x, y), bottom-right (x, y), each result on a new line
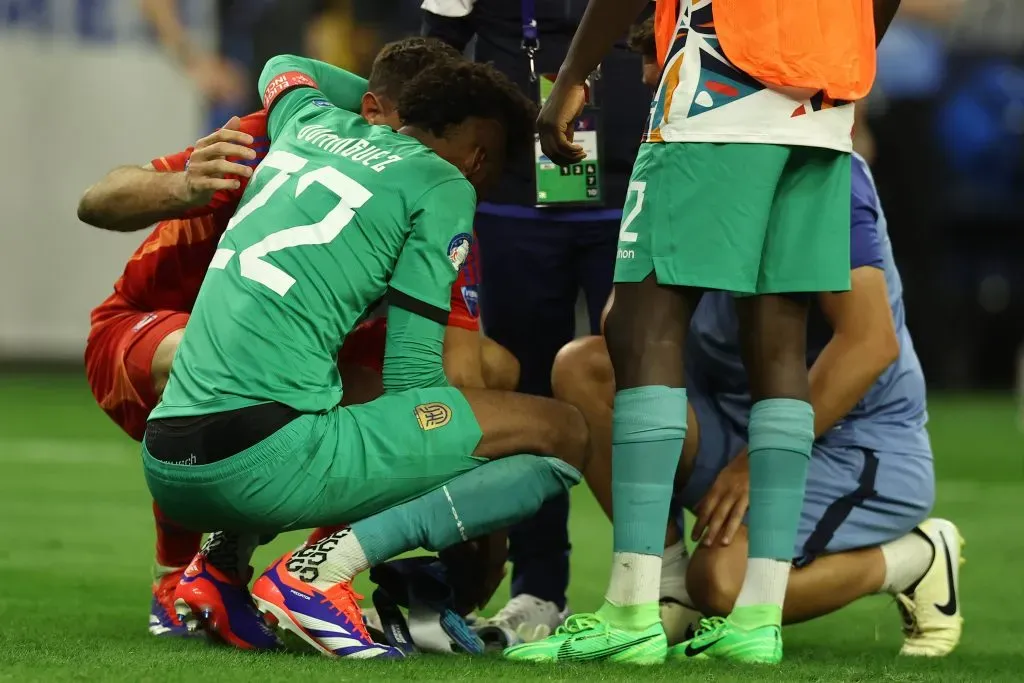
top-left (620, 181), bottom-right (646, 244)
top-left (210, 150), bottom-right (374, 296)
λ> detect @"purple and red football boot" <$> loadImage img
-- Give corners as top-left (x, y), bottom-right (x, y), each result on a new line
top-left (252, 554), bottom-right (401, 659)
top-left (149, 568), bottom-right (194, 637)
top-left (173, 552), bottom-right (281, 650)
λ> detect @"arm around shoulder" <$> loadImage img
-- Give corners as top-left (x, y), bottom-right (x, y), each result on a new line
top-left (77, 164), bottom-right (187, 232)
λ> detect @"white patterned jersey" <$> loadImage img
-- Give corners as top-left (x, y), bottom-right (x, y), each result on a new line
top-left (644, 0), bottom-right (855, 152)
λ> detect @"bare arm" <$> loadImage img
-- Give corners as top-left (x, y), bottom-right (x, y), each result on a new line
top-left (139, 0), bottom-right (193, 66)
top-left (443, 326), bottom-right (487, 389)
top-left (693, 269), bottom-right (898, 547)
top-left (559, 0), bottom-right (652, 84)
top-left (78, 164), bottom-right (188, 232)
top-left (78, 121), bottom-right (256, 232)
top-left (537, 0), bottom-right (650, 164)
top-left (808, 266), bottom-right (900, 438)
top-left (139, 0), bottom-right (245, 103)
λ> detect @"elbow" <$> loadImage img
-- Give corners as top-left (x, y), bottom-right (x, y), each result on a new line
top-left (877, 329), bottom-right (901, 369)
top-left (77, 189), bottom-right (104, 228)
top-left (442, 347), bottom-right (488, 389)
top-left (260, 54), bottom-right (302, 88)
top-left (862, 329), bottom-right (900, 375)
top-left (445, 365), bottom-right (485, 390)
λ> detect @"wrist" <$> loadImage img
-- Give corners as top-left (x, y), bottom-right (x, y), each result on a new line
top-left (169, 171), bottom-right (195, 206)
top-left (556, 63), bottom-right (591, 88)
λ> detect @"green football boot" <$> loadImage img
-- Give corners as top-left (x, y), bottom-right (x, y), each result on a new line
top-left (669, 606), bottom-right (783, 664)
top-left (503, 611), bottom-right (668, 665)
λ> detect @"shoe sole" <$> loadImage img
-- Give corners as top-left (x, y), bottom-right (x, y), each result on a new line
top-left (253, 594), bottom-right (398, 659)
top-left (254, 594), bottom-right (337, 657)
top-left (253, 579), bottom-right (395, 659)
top-left (173, 598), bottom-right (205, 636)
top-left (148, 616), bottom-right (195, 638)
top-left (174, 597), bottom-right (271, 650)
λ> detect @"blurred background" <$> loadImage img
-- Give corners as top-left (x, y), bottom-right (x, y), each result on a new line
top-left (0, 3), bottom-right (1020, 677)
top-left (0, 0), bottom-right (1021, 392)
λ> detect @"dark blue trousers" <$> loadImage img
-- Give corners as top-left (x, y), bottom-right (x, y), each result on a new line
top-left (475, 212), bottom-right (619, 610)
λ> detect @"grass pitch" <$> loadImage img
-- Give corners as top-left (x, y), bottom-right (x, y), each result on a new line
top-left (1, 373), bottom-right (1022, 681)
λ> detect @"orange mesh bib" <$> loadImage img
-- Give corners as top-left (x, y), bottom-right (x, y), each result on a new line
top-left (655, 0), bottom-right (680, 68)
top-left (713, 0), bottom-right (876, 100)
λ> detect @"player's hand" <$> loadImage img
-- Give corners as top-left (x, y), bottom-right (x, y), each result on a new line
top-left (536, 79), bottom-right (587, 167)
top-left (180, 117), bottom-right (257, 207)
top-left (692, 450), bottom-right (749, 547)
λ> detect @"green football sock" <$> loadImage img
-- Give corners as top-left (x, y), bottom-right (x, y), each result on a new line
top-left (746, 398), bottom-right (814, 560)
top-left (611, 386), bottom-right (687, 555)
top-left (352, 455), bottom-right (581, 566)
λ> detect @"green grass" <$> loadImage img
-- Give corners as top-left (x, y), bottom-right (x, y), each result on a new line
top-left (1, 373), bottom-right (1022, 681)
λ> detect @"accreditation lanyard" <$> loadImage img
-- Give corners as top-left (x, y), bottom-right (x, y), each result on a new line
top-left (522, 0), bottom-right (604, 207)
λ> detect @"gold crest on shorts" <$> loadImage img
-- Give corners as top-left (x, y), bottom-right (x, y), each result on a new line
top-left (414, 402), bottom-right (452, 430)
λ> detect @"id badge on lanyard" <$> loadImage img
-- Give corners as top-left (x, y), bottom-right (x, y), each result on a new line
top-left (522, 0), bottom-right (604, 208)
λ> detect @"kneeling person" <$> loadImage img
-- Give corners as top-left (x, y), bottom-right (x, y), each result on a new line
top-left (520, 154), bottom-right (961, 662)
top-left (80, 37), bottom-right (464, 641)
top-left (143, 55), bottom-right (587, 659)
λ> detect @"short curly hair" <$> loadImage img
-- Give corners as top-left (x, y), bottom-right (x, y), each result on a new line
top-left (398, 61), bottom-right (538, 163)
top-left (367, 37), bottom-right (463, 100)
top-left (628, 17), bottom-right (657, 60)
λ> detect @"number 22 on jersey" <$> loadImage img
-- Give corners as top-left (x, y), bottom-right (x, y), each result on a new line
top-left (209, 150), bottom-right (374, 296)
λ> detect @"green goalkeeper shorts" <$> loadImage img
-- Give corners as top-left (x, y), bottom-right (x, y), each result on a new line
top-left (614, 142), bottom-right (852, 294)
top-left (142, 387), bottom-right (485, 534)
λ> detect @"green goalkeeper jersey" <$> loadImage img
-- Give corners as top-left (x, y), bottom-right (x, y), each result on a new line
top-left (151, 57), bottom-right (476, 419)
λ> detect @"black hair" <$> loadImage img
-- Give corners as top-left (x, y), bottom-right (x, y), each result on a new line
top-left (628, 17), bottom-right (657, 60)
top-left (398, 60), bottom-right (538, 162)
top-left (367, 37), bottom-right (463, 100)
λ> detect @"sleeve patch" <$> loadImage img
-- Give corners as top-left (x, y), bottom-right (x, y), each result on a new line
top-left (263, 71), bottom-right (319, 110)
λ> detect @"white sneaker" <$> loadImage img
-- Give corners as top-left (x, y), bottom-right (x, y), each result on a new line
top-left (481, 594), bottom-right (569, 644)
top-left (897, 518), bottom-right (964, 657)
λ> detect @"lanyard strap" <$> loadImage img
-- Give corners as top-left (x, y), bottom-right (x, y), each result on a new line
top-left (521, 0), bottom-right (539, 81)
top-left (521, 0), bottom-right (538, 47)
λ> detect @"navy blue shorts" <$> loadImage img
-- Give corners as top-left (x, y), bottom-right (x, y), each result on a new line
top-left (676, 389), bottom-right (935, 564)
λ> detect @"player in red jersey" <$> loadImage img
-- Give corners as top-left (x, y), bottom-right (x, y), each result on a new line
top-left (79, 39), bottom-right (519, 640)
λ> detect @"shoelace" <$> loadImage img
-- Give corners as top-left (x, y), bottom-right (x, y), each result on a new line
top-left (554, 613), bottom-right (605, 636)
top-left (895, 594), bottom-right (918, 636)
top-left (321, 583), bottom-right (372, 642)
top-left (490, 595), bottom-right (552, 630)
top-left (693, 616), bottom-right (728, 638)
top-left (894, 593), bottom-right (962, 635)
